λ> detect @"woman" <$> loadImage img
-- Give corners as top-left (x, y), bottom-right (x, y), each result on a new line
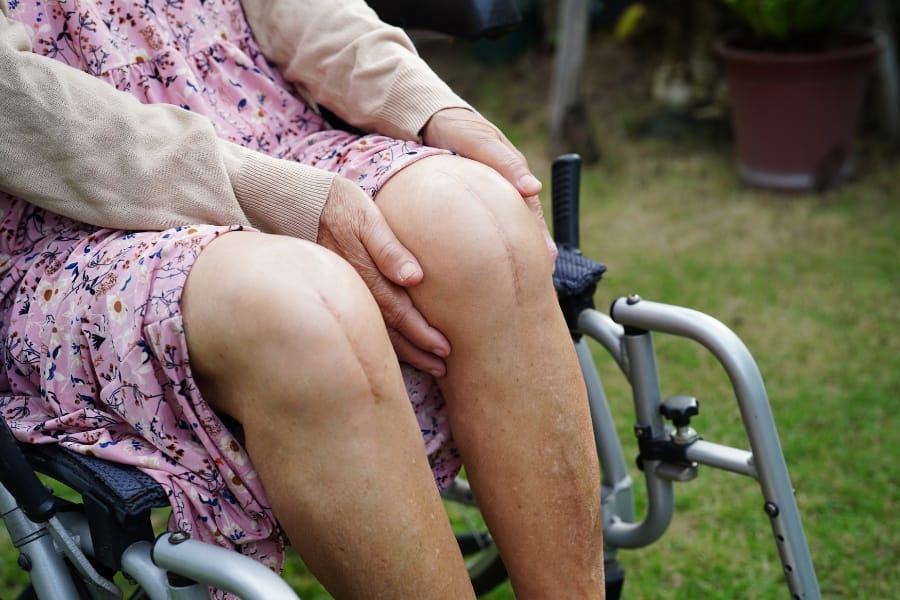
top-left (0, 0), bottom-right (604, 597)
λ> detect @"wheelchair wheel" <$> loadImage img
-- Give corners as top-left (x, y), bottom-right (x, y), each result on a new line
top-left (442, 475), bottom-right (509, 595)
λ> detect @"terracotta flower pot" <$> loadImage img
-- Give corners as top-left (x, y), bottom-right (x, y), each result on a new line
top-left (716, 33), bottom-right (879, 191)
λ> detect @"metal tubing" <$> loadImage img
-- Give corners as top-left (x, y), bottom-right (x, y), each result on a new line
top-left (54, 512), bottom-right (94, 556)
top-left (166, 582), bottom-right (213, 600)
top-left (610, 297), bottom-right (820, 598)
top-left (685, 440), bottom-right (756, 478)
top-left (574, 337), bottom-right (634, 524)
top-left (603, 461), bottom-right (675, 549)
top-left (622, 331), bottom-right (666, 431)
top-left (0, 484), bottom-right (82, 600)
top-left (578, 309), bottom-right (680, 548)
top-left (121, 541), bottom-right (169, 600)
top-left (47, 516), bottom-right (120, 598)
top-left (599, 327), bottom-right (676, 549)
top-left (578, 309), bottom-right (629, 377)
top-left (153, 532), bottom-right (299, 599)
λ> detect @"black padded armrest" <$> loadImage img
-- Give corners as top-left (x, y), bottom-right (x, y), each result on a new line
top-left (22, 444), bottom-right (169, 519)
top-left (368, 0), bottom-right (522, 40)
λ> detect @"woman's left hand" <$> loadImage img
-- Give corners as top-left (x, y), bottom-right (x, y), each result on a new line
top-left (421, 107), bottom-right (557, 259)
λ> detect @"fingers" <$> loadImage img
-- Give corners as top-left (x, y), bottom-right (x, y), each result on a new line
top-left (422, 108), bottom-right (542, 199)
top-left (353, 202), bottom-right (452, 358)
top-left (524, 195), bottom-right (558, 260)
top-left (421, 109), bottom-right (556, 260)
top-left (318, 178), bottom-right (451, 366)
top-left (322, 177), bottom-right (424, 287)
top-left (357, 204), bottom-right (424, 287)
top-left (360, 266), bottom-right (451, 370)
top-left (387, 329), bottom-right (447, 377)
top-left (489, 134), bottom-right (542, 198)
top-left (463, 125), bottom-right (537, 197)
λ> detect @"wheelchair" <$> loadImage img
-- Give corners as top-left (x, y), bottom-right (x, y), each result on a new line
top-left (1, 1), bottom-right (822, 598)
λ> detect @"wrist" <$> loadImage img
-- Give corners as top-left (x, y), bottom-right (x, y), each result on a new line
top-left (420, 107), bottom-right (477, 146)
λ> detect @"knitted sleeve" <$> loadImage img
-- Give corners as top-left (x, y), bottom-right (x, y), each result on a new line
top-left (241, 0), bottom-right (474, 140)
top-left (0, 4), bottom-right (333, 241)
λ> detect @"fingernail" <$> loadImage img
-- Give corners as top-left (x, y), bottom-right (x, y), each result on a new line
top-left (432, 346), bottom-right (450, 358)
top-left (398, 261), bottom-right (420, 281)
top-left (519, 174), bottom-right (541, 191)
top-left (548, 240), bottom-right (559, 260)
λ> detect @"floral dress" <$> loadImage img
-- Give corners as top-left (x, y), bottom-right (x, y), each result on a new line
top-left (1, 0), bottom-right (460, 580)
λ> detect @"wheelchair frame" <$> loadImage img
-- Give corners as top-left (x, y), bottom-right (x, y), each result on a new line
top-left (446, 155), bottom-right (822, 600)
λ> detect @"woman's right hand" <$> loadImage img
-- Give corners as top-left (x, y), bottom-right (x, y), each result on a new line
top-left (317, 177), bottom-right (451, 377)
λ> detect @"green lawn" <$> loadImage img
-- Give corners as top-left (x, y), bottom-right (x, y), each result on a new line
top-left (3, 36), bottom-right (899, 599)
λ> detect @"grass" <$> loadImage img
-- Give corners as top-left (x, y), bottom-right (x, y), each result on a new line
top-left (3, 33), bottom-right (899, 599)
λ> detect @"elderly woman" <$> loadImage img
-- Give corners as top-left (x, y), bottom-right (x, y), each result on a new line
top-left (0, 0), bottom-right (604, 597)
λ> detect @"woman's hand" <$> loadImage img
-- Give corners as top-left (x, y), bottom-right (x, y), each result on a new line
top-left (421, 107), bottom-right (557, 259)
top-left (317, 177), bottom-right (450, 376)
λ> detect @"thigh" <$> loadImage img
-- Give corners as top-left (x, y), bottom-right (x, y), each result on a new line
top-left (286, 129), bottom-right (451, 198)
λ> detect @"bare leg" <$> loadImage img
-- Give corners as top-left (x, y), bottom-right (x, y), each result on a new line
top-left (377, 154), bottom-right (605, 598)
top-left (181, 233), bottom-right (474, 599)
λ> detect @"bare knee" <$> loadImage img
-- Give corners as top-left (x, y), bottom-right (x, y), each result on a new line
top-left (182, 233), bottom-right (397, 421)
top-left (377, 155), bottom-right (555, 309)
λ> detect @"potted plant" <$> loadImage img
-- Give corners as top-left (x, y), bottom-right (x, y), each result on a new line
top-left (716, 0), bottom-right (880, 191)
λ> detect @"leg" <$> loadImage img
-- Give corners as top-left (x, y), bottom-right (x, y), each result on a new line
top-left (181, 232), bottom-right (474, 599)
top-left (377, 155), bottom-right (605, 598)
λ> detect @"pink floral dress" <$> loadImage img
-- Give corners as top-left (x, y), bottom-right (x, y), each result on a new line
top-left (1, 0), bottom-right (460, 579)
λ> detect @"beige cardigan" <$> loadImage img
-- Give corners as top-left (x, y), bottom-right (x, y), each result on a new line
top-left (0, 0), bottom-right (470, 241)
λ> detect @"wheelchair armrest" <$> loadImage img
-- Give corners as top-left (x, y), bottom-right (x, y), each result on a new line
top-left (21, 444), bottom-right (169, 519)
top-left (368, 0), bottom-right (523, 40)
top-left (17, 443), bottom-right (169, 572)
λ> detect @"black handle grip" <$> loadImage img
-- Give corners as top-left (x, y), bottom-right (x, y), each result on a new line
top-left (0, 418), bottom-right (56, 522)
top-left (551, 153), bottom-right (582, 250)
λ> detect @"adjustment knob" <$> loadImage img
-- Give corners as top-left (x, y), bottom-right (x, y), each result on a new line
top-left (660, 395), bottom-right (699, 427)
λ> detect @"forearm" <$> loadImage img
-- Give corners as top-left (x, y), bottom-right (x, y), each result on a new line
top-left (0, 9), bottom-right (332, 241)
top-left (242, 0), bottom-right (473, 140)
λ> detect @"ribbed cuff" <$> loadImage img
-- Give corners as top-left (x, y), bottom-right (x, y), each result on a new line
top-left (377, 65), bottom-right (474, 141)
top-left (226, 145), bottom-right (334, 242)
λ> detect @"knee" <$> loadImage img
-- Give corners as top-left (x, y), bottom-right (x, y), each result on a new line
top-left (183, 234), bottom-right (390, 394)
top-left (380, 156), bottom-right (554, 305)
